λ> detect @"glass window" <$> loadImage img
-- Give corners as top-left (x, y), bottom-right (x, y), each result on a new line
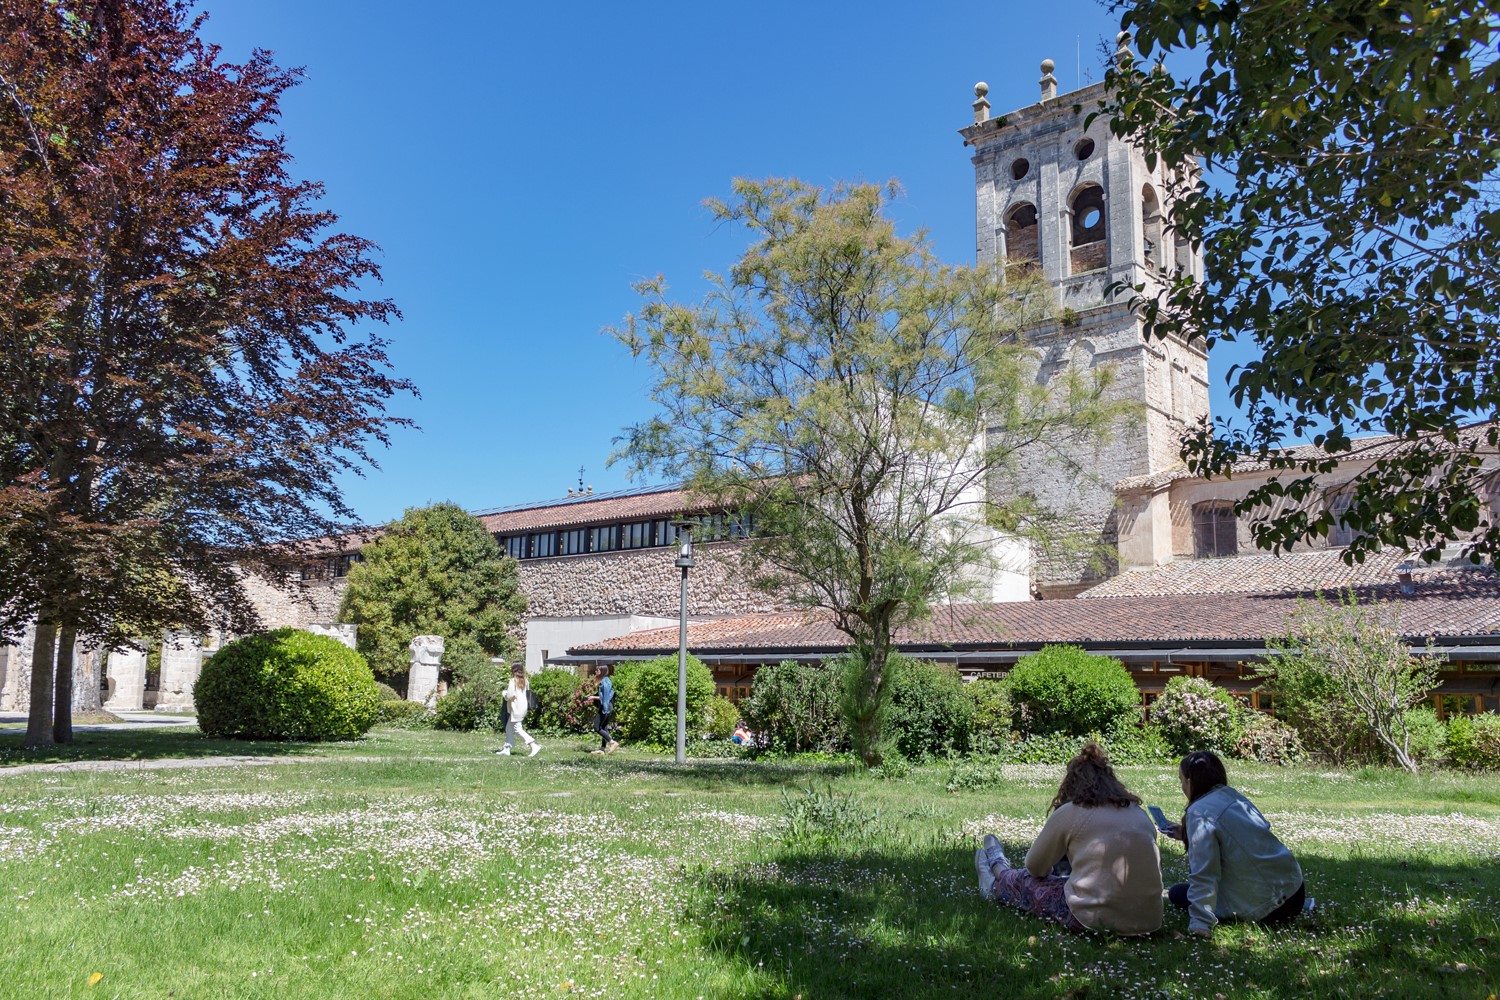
top-left (1328, 489), bottom-right (1358, 547)
top-left (530, 531), bottom-right (556, 558)
top-left (592, 524), bottom-right (618, 552)
top-left (620, 521), bottom-right (652, 549)
top-left (1192, 501), bottom-right (1238, 558)
top-left (560, 527), bottom-right (588, 556)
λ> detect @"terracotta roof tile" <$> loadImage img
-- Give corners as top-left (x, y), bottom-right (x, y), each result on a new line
top-left (572, 579), bottom-right (1500, 656)
top-left (477, 484), bottom-right (706, 534)
top-left (1079, 549), bottom-right (1492, 600)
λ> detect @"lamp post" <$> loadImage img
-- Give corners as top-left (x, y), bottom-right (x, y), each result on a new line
top-left (672, 519), bottom-right (695, 765)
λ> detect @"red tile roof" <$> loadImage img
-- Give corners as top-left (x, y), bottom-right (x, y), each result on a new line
top-left (571, 579), bottom-right (1500, 655)
top-left (477, 485), bottom-right (707, 534)
top-left (1079, 549), bottom-right (1491, 600)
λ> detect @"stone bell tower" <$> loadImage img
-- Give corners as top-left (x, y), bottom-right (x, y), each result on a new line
top-left (959, 41), bottom-right (1210, 597)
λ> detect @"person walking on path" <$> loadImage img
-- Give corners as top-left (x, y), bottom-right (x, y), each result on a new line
top-left (496, 666), bottom-right (541, 757)
top-left (1160, 750), bottom-right (1304, 937)
top-left (975, 741), bottom-right (1162, 935)
top-left (587, 665), bottom-right (619, 755)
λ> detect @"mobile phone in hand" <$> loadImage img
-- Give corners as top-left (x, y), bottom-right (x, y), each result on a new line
top-left (1147, 805), bottom-right (1173, 833)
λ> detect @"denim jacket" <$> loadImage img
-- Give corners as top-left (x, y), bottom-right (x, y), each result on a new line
top-left (1184, 785), bottom-right (1303, 934)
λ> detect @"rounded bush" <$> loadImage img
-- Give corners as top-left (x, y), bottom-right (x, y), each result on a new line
top-left (1152, 676), bottom-right (1242, 754)
top-left (613, 655), bottom-right (715, 745)
top-left (883, 657), bottom-right (974, 760)
top-left (1005, 645), bottom-right (1140, 737)
top-left (1445, 713), bottom-right (1500, 770)
top-left (374, 681), bottom-right (402, 702)
top-left (433, 663), bottom-right (507, 732)
top-left (528, 668), bottom-right (580, 733)
top-left (195, 628), bottom-right (381, 741)
top-left (374, 699), bottom-right (435, 729)
top-left (967, 678), bottom-right (1014, 754)
top-left (741, 659), bottom-right (847, 753)
top-left (703, 695), bottom-right (739, 740)
top-left (1401, 706), bottom-right (1448, 768)
top-left (1233, 713), bottom-right (1306, 765)
top-left (562, 674), bottom-right (602, 734)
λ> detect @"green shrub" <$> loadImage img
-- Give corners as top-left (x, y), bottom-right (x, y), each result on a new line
top-left (1401, 707), bottom-right (1448, 768)
top-left (374, 699), bottom-right (435, 729)
top-left (613, 655), bottom-right (715, 746)
top-left (374, 681), bottom-right (402, 702)
top-left (195, 628), bottom-right (381, 741)
top-left (967, 678), bottom-right (1014, 754)
top-left (1151, 677), bottom-right (1243, 755)
top-left (703, 695), bottom-right (739, 740)
top-left (528, 668), bottom-right (580, 733)
top-left (433, 664), bottom-right (508, 732)
top-left (1445, 713), bottom-right (1500, 770)
top-left (1005, 645), bottom-right (1140, 737)
top-left (1233, 712), bottom-right (1307, 765)
top-left (1101, 719), bottom-right (1176, 764)
top-left (741, 659), bottom-right (848, 754)
top-left (883, 657), bottom-right (974, 760)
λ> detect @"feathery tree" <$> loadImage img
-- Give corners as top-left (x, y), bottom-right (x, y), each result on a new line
top-left (338, 503), bottom-right (525, 683)
top-left (0, 0), bottom-right (413, 746)
top-left (1104, 1), bottom-right (1500, 563)
top-left (613, 179), bottom-right (1122, 765)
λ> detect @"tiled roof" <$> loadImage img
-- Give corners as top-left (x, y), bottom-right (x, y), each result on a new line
top-left (1079, 549), bottom-right (1492, 600)
top-left (1116, 424), bottom-right (1497, 493)
top-left (570, 578), bottom-right (1500, 655)
top-left (477, 483), bottom-right (706, 534)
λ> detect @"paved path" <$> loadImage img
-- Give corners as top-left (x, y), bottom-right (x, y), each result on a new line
top-left (0, 711), bottom-right (197, 731)
top-left (0, 755), bottom-right (380, 778)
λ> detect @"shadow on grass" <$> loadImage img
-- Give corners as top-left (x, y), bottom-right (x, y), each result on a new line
top-left (691, 840), bottom-right (1500, 999)
top-left (0, 726), bottom-right (329, 768)
top-left (593, 754), bottom-right (860, 789)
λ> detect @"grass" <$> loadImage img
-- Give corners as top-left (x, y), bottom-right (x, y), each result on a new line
top-left (0, 727), bottom-right (1495, 998)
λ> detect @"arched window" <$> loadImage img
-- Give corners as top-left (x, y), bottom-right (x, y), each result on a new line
top-left (1005, 203), bottom-right (1039, 266)
top-left (1142, 184), bottom-right (1163, 270)
top-left (1192, 501), bottom-right (1238, 558)
top-left (1069, 185), bottom-right (1106, 274)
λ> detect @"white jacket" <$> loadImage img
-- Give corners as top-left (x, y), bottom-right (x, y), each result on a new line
top-left (503, 680), bottom-right (528, 722)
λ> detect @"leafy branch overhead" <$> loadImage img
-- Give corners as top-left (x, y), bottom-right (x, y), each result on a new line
top-left (610, 178), bottom-right (1126, 764)
top-left (1104, 1), bottom-right (1500, 563)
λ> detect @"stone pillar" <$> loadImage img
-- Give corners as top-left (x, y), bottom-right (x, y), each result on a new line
top-left (407, 635), bottom-right (444, 707)
top-left (156, 631), bottom-right (203, 712)
top-left (307, 623), bottom-right (358, 649)
top-left (102, 647), bottom-right (148, 712)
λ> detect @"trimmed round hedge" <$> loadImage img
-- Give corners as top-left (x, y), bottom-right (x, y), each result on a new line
top-left (1005, 644), bottom-right (1140, 737)
top-left (195, 628), bottom-right (382, 741)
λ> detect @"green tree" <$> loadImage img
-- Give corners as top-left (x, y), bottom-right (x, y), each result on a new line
top-left (1103, 2), bottom-right (1500, 564)
top-left (338, 503), bottom-right (525, 681)
top-left (612, 179), bottom-right (1121, 766)
top-left (1259, 592), bottom-right (1442, 773)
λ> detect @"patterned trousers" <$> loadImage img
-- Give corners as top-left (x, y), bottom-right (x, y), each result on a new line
top-left (990, 868), bottom-right (1087, 933)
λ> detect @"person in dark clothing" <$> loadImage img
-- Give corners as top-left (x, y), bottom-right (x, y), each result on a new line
top-left (586, 665), bottom-right (619, 754)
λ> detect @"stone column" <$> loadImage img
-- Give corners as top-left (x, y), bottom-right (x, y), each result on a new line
top-left (307, 623), bottom-right (358, 649)
top-left (406, 635), bottom-right (444, 707)
top-left (102, 647), bottom-right (148, 712)
top-left (156, 631), bottom-right (203, 712)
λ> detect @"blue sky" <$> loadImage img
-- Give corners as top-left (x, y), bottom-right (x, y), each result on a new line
top-left (203, 0), bottom-right (1243, 526)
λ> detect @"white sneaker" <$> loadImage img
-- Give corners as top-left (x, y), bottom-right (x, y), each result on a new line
top-left (982, 834), bottom-right (1011, 871)
top-left (496, 746), bottom-right (512, 756)
top-left (528, 743), bottom-right (541, 757)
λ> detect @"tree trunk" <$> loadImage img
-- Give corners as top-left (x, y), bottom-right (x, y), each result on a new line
top-left (53, 627), bottom-right (76, 743)
top-left (24, 620), bottom-right (57, 749)
top-left (843, 630), bottom-right (893, 768)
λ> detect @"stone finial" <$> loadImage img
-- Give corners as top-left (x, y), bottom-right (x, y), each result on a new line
top-left (1115, 31), bottom-right (1133, 69)
top-left (1040, 59), bottom-right (1058, 101)
top-left (972, 81), bottom-right (990, 124)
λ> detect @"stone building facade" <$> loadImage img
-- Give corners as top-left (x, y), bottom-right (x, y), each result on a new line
top-left (960, 60), bottom-right (1211, 596)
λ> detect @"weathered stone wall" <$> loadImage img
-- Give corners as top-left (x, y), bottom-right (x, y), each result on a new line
top-left (519, 541), bottom-right (793, 619)
top-left (239, 570), bottom-right (347, 632)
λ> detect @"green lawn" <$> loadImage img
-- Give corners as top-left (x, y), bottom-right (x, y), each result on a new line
top-left (0, 727), bottom-right (1495, 998)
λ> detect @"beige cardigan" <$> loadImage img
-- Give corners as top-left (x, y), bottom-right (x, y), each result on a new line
top-left (1024, 802), bottom-right (1163, 935)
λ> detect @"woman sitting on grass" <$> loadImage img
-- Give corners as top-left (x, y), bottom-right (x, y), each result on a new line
top-left (976, 742), bottom-right (1162, 935)
top-left (1162, 750), bottom-right (1304, 937)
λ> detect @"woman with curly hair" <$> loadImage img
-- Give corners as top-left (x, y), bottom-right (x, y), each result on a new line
top-left (976, 742), bottom-right (1162, 935)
